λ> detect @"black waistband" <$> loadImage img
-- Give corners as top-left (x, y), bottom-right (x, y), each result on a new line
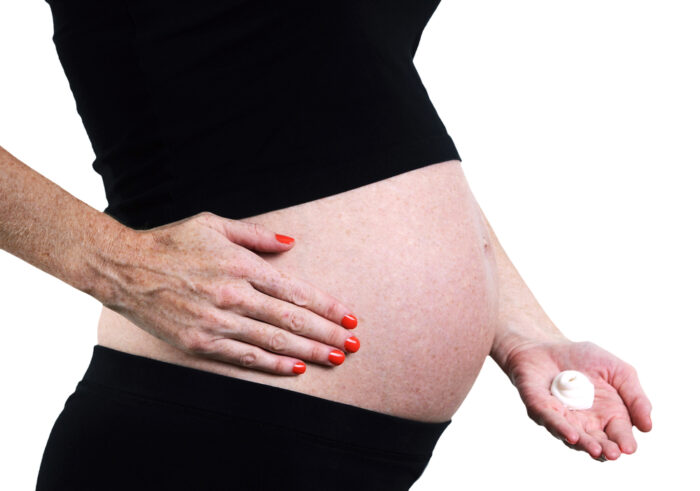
top-left (81, 345), bottom-right (451, 458)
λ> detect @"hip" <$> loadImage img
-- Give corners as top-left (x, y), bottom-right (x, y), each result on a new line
top-left (37, 345), bottom-right (447, 491)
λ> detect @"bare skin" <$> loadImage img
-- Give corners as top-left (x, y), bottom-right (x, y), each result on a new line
top-left (484, 211), bottom-right (653, 461)
top-left (97, 159), bottom-right (499, 422)
top-left (0, 145), bottom-right (652, 461)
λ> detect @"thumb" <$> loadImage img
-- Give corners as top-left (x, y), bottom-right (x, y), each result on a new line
top-left (212, 215), bottom-right (295, 252)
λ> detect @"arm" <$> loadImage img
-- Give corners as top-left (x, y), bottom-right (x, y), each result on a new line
top-left (476, 202), bottom-right (652, 461)
top-left (0, 144), bottom-right (359, 374)
top-left (478, 205), bottom-right (569, 372)
top-left (0, 144), bottom-right (128, 299)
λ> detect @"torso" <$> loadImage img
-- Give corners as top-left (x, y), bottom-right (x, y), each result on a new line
top-left (97, 160), bottom-right (499, 423)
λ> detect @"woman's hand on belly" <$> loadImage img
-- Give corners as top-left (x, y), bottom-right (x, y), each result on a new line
top-left (91, 211), bottom-right (360, 375)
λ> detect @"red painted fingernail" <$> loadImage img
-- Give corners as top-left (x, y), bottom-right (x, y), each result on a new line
top-left (341, 314), bottom-right (357, 329)
top-left (275, 234), bottom-right (295, 244)
top-left (344, 336), bottom-right (360, 353)
top-left (292, 362), bottom-right (306, 374)
top-left (328, 349), bottom-right (345, 365)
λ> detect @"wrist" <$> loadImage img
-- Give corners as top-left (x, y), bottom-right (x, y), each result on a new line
top-left (490, 320), bottom-right (570, 373)
top-left (78, 217), bottom-right (144, 307)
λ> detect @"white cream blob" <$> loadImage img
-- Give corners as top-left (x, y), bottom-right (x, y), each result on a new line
top-left (550, 370), bottom-right (595, 410)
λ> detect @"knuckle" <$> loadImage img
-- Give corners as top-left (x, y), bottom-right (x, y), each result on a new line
top-left (272, 357), bottom-right (286, 374)
top-left (310, 343), bottom-right (325, 362)
top-left (268, 330), bottom-right (289, 352)
top-left (194, 211), bottom-right (215, 225)
top-left (215, 283), bottom-right (248, 308)
top-left (181, 330), bottom-right (209, 353)
top-left (323, 298), bottom-right (342, 320)
top-left (617, 359), bottom-right (636, 378)
top-left (285, 309), bottom-right (306, 334)
top-left (289, 282), bottom-right (309, 307)
top-left (328, 327), bottom-right (347, 347)
top-left (239, 350), bottom-right (258, 367)
top-left (249, 221), bottom-right (266, 238)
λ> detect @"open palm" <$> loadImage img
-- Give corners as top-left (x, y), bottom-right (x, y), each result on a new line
top-left (504, 340), bottom-right (652, 461)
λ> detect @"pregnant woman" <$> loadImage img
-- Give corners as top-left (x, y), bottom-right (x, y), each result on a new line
top-left (0, 1), bottom-right (651, 489)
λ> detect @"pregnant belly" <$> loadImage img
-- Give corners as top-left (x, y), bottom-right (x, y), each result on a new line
top-left (97, 160), bottom-right (499, 423)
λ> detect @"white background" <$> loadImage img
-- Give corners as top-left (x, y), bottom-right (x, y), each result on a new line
top-left (1, 1), bottom-right (698, 489)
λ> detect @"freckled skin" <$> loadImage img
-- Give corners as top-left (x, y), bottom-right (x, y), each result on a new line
top-left (1, 144), bottom-right (653, 455)
top-left (98, 160), bottom-right (499, 422)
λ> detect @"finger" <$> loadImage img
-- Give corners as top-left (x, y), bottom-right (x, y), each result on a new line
top-left (605, 417), bottom-right (638, 454)
top-left (247, 267), bottom-right (358, 329)
top-left (521, 384), bottom-right (581, 444)
top-left (240, 288), bottom-right (358, 352)
top-left (205, 337), bottom-right (308, 376)
top-left (225, 313), bottom-right (350, 367)
top-left (537, 408), bottom-right (580, 445)
top-left (562, 435), bottom-right (606, 462)
top-left (202, 213), bottom-right (296, 253)
top-left (589, 429), bottom-right (621, 461)
top-left (576, 431), bottom-right (604, 459)
top-left (612, 364), bottom-right (653, 432)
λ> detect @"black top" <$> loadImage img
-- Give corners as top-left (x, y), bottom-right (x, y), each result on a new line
top-left (45, 0), bottom-right (461, 230)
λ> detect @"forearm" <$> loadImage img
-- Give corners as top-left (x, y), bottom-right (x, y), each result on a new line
top-left (0, 144), bottom-right (130, 301)
top-left (478, 204), bottom-right (569, 371)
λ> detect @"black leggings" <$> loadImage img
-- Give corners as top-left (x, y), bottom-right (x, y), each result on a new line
top-left (36, 345), bottom-right (451, 490)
